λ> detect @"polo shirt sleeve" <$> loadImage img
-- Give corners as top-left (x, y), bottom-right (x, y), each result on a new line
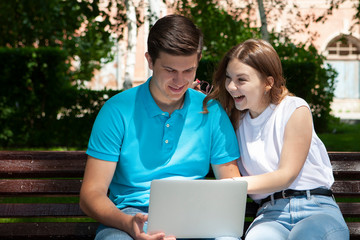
top-left (86, 98), bottom-right (125, 162)
top-left (209, 101), bottom-right (240, 165)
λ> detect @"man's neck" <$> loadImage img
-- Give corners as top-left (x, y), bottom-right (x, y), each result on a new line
top-left (155, 97), bottom-right (184, 116)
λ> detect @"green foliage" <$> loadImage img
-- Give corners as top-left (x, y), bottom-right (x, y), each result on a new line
top-left (0, 99), bottom-right (14, 142)
top-left (0, 0), bottom-right (342, 147)
top-left (175, 0), bottom-right (260, 60)
top-left (0, 0), bottom-right (126, 82)
top-left (179, 0), bottom-right (338, 132)
top-left (0, 47), bottom-right (120, 148)
top-left (196, 59), bottom-right (217, 84)
top-left (0, 47), bottom-right (71, 146)
top-left (274, 39), bottom-right (337, 132)
top-left (52, 87), bottom-right (120, 148)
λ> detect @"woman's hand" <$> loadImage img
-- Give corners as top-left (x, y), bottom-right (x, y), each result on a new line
top-left (191, 79), bottom-right (201, 91)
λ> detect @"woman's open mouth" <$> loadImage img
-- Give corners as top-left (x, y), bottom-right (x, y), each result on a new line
top-left (234, 95), bottom-right (245, 102)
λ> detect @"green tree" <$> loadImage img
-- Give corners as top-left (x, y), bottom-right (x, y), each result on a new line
top-left (175, 0), bottom-right (259, 61)
top-left (174, 0), bottom-right (338, 132)
top-left (0, 0), bottom-right (127, 82)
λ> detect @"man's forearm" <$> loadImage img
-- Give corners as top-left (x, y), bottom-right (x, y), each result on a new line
top-left (80, 191), bottom-right (133, 233)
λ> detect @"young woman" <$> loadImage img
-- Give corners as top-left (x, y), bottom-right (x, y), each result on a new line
top-left (204, 39), bottom-right (349, 239)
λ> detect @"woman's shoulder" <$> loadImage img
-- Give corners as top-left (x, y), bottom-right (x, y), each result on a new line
top-left (280, 96), bottom-right (310, 110)
top-left (273, 96), bottom-right (311, 124)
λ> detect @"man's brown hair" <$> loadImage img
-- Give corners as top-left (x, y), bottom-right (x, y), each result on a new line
top-left (147, 14), bottom-right (203, 63)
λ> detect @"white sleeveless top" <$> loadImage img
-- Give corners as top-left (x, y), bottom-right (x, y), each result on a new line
top-left (236, 96), bottom-right (334, 200)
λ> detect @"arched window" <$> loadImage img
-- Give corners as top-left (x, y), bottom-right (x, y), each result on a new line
top-left (326, 35), bottom-right (360, 60)
top-left (325, 35), bottom-right (360, 115)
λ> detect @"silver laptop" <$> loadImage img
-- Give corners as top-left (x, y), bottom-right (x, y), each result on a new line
top-left (147, 179), bottom-right (248, 238)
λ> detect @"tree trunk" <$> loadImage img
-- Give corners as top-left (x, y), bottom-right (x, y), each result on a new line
top-left (123, 0), bottom-right (137, 90)
top-left (148, 0), bottom-right (161, 25)
top-left (257, 0), bottom-right (270, 42)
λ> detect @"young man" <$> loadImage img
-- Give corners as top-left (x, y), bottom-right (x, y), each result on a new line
top-left (80, 14), bottom-right (240, 240)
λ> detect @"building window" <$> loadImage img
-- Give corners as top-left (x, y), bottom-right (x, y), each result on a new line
top-left (325, 35), bottom-right (360, 99)
top-left (326, 36), bottom-right (360, 60)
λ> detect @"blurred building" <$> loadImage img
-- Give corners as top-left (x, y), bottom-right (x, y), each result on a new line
top-left (87, 0), bottom-right (360, 120)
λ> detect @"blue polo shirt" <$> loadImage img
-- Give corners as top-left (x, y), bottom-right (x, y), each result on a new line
top-left (87, 78), bottom-right (240, 209)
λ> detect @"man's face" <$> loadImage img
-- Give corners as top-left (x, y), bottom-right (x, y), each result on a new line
top-left (146, 51), bottom-right (198, 108)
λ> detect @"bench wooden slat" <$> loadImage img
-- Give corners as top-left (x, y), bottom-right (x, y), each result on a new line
top-left (331, 160), bottom-right (360, 172)
top-left (0, 179), bottom-right (82, 195)
top-left (0, 201), bottom-right (335, 221)
top-left (348, 222), bottom-right (360, 240)
top-left (329, 152), bottom-right (360, 181)
top-left (329, 152), bottom-right (360, 161)
top-left (331, 161), bottom-right (360, 180)
top-left (332, 181), bottom-right (360, 197)
top-left (0, 151), bottom-right (87, 160)
top-left (0, 222), bottom-right (99, 239)
top-left (0, 159), bottom-right (86, 178)
top-left (337, 202), bottom-right (360, 217)
top-left (0, 151), bottom-right (87, 178)
top-left (0, 203), bottom-right (86, 217)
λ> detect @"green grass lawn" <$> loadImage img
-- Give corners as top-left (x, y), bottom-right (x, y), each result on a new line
top-left (318, 121), bottom-right (360, 152)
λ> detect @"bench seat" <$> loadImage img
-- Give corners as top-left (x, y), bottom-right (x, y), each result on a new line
top-left (0, 151), bottom-right (359, 239)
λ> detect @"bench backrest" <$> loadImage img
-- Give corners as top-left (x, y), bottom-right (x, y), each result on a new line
top-left (0, 151), bottom-right (97, 239)
top-left (0, 151), bottom-right (359, 239)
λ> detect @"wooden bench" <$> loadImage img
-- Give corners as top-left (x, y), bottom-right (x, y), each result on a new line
top-left (0, 151), bottom-right (359, 239)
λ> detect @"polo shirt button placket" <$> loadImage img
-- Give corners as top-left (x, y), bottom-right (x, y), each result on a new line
top-left (165, 123), bottom-right (170, 144)
top-left (163, 121), bottom-right (171, 148)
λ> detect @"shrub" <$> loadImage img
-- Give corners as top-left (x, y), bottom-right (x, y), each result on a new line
top-left (0, 47), bottom-right (71, 146)
top-left (275, 42), bottom-right (337, 132)
top-left (0, 47), bottom-right (120, 148)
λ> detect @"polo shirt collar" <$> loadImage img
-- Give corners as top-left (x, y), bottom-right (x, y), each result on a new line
top-left (141, 77), bottom-right (189, 118)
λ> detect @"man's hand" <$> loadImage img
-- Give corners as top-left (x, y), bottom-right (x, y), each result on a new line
top-left (130, 213), bottom-right (173, 240)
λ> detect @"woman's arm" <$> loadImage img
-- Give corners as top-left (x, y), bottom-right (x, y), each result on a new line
top-left (236, 106), bottom-right (313, 194)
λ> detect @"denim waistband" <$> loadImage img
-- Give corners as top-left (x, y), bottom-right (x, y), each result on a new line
top-left (260, 187), bottom-right (333, 206)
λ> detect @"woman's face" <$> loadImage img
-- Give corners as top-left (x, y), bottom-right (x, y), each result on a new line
top-left (225, 59), bottom-right (270, 118)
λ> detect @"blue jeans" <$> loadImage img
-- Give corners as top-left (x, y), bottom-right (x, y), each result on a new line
top-left (245, 195), bottom-right (349, 240)
top-left (95, 207), bottom-right (235, 240)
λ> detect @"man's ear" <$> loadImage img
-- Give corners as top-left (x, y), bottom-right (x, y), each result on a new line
top-left (145, 52), bottom-right (153, 70)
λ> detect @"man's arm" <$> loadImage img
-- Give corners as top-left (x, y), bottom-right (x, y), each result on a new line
top-left (79, 156), bottom-right (165, 240)
top-left (211, 160), bottom-right (241, 179)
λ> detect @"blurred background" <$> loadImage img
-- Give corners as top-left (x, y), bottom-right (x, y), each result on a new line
top-left (0, 0), bottom-right (359, 151)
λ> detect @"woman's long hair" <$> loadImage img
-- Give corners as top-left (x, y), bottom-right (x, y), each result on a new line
top-left (203, 39), bottom-right (291, 129)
